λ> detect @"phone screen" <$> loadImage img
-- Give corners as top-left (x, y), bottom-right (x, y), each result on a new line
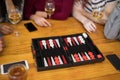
top-left (0, 60), bottom-right (29, 74)
top-left (24, 22), bottom-right (37, 32)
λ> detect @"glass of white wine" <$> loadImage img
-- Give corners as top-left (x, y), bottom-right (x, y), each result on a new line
top-left (45, 0), bottom-right (55, 19)
top-left (5, 0), bottom-right (24, 37)
top-left (8, 8), bottom-right (22, 24)
top-left (8, 7), bottom-right (22, 36)
top-left (92, 4), bottom-right (103, 19)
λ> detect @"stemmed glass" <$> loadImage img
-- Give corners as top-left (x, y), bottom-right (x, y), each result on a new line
top-left (5, 0), bottom-right (24, 36)
top-left (45, 0), bottom-right (55, 19)
top-left (8, 8), bottom-right (22, 36)
top-left (91, 4), bottom-right (103, 19)
top-left (8, 8), bottom-right (22, 25)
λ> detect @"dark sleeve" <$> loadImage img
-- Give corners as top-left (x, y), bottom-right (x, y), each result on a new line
top-left (0, 0), bottom-right (7, 22)
top-left (23, 0), bottom-right (36, 19)
top-left (13, 0), bottom-right (25, 19)
top-left (13, 0), bottom-right (23, 7)
top-left (51, 0), bottom-right (74, 20)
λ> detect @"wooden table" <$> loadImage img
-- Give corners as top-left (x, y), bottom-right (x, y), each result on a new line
top-left (0, 17), bottom-right (120, 80)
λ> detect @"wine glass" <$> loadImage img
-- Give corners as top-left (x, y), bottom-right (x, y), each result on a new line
top-left (45, 0), bottom-right (55, 19)
top-left (8, 8), bottom-right (22, 24)
top-left (5, 0), bottom-right (24, 36)
top-left (7, 8), bottom-right (22, 36)
top-left (91, 4), bottom-right (103, 19)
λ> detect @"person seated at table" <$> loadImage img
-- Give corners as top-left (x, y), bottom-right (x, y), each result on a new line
top-left (72, 0), bottom-right (118, 33)
top-left (0, 0), bottom-right (24, 52)
top-left (0, 0), bottom-right (25, 35)
top-left (104, 1), bottom-right (120, 40)
top-left (0, 24), bottom-right (13, 35)
top-left (0, 0), bottom-right (14, 35)
top-left (0, 0), bottom-right (24, 23)
top-left (23, 0), bottom-right (74, 27)
top-left (0, 24), bottom-right (14, 52)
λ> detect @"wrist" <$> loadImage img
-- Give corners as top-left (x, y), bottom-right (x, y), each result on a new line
top-left (35, 11), bottom-right (47, 18)
top-left (30, 14), bottom-right (38, 20)
top-left (82, 19), bottom-right (89, 25)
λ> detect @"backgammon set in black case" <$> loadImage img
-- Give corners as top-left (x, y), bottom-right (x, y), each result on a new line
top-left (31, 33), bottom-right (105, 71)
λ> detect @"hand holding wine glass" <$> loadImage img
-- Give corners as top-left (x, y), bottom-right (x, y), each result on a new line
top-left (5, 0), bottom-right (23, 36)
top-left (45, 0), bottom-right (55, 19)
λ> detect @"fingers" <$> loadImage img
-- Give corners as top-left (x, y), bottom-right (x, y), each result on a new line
top-left (35, 17), bottom-right (51, 27)
top-left (0, 25), bottom-right (13, 35)
top-left (84, 21), bottom-right (97, 33)
top-left (89, 23), bottom-right (96, 32)
top-left (39, 19), bottom-right (51, 27)
top-left (5, 25), bottom-right (13, 31)
top-left (84, 25), bottom-right (92, 33)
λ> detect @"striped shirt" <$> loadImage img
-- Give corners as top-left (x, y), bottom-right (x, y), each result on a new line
top-left (84, 0), bottom-right (117, 13)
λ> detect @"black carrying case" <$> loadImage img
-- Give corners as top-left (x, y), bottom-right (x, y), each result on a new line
top-left (31, 33), bottom-right (105, 71)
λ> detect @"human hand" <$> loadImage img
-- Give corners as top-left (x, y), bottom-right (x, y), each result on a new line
top-left (31, 15), bottom-right (51, 27)
top-left (35, 11), bottom-right (47, 18)
top-left (83, 20), bottom-right (96, 33)
top-left (0, 24), bottom-right (13, 35)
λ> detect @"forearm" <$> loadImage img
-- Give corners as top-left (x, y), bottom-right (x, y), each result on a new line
top-left (81, 1), bottom-right (118, 24)
top-left (81, 9), bottom-right (106, 24)
top-left (30, 14), bottom-right (38, 21)
top-left (5, 0), bottom-right (15, 11)
top-left (35, 11), bottom-right (47, 18)
top-left (73, 8), bottom-right (97, 33)
top-left (72, 7), bottom-right (90, 24)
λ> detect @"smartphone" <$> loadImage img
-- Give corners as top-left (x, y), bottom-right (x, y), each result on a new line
top-left (0, 60), bottom-right (29, 74)
top-left (24, 22), bottom-right (37, 32)
top-left (106, 54), bottom-right (120, 71)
